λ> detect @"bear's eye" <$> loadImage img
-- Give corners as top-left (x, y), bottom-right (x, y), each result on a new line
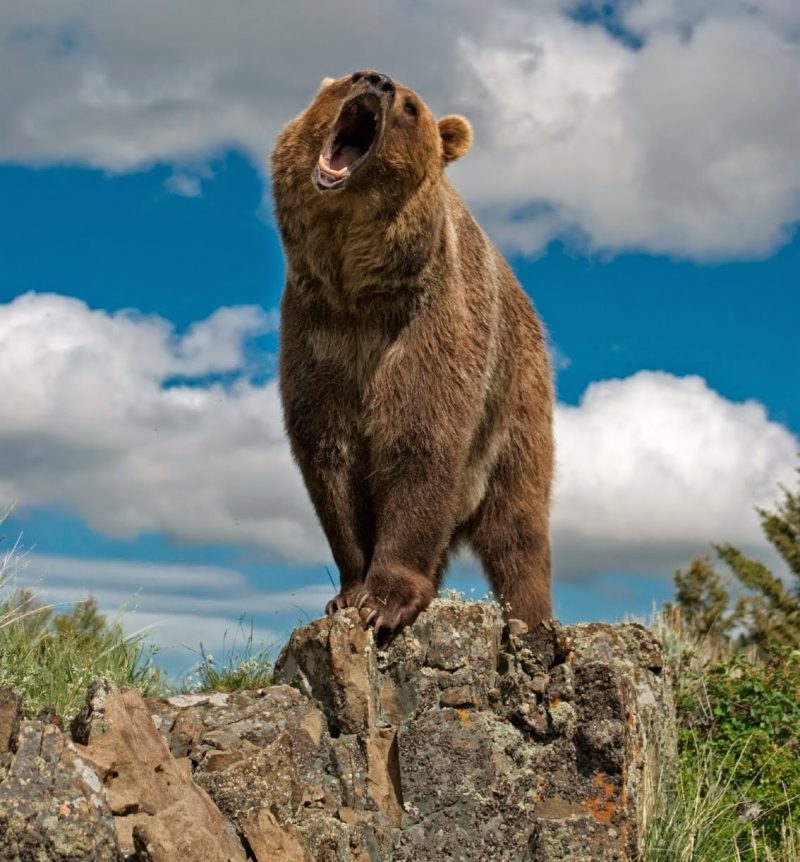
top-left (404, 99), bottom-right (418, 118)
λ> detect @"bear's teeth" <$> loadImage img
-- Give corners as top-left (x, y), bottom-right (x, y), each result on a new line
top-left (318, 155), bottom-right (348, 177)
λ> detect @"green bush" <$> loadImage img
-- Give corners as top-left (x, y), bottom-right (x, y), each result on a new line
top-left (667, 465), bottom-right (800, 656)
top-left (649, 464), bottom-right (800, 859)
top-left (676, 649), bottom-right (800, 855)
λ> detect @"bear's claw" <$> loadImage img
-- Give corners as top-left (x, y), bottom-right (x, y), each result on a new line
top-left (350, 567), bottom-right (435, 635)
top-left (325, 590), bottom-right (359, 615)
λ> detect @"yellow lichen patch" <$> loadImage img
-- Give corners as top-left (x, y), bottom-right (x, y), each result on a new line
top-left (456, 708), bottom-right (474, 726)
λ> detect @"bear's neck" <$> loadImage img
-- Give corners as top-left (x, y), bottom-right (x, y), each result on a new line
top-left (284, 178), bottom-right (450, 314)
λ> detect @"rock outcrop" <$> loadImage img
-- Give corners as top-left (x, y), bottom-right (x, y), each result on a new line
top-left (273, 601), bottom-right (675, 861)
top-left (0, 600), bottom-right (676, 861)
top-left (73, 681), bottom-right (247, 862)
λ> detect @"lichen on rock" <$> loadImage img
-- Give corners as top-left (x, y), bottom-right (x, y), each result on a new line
top-left (0, 600), bottom-right (675, 861)
top-left (271, 600), bottom-right (676, 861)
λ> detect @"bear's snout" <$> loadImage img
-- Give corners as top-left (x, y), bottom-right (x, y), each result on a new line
top-left (351, 70), bottom-right (395, 99)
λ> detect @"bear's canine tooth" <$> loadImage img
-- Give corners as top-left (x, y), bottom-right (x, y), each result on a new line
top-left (318, 154), bottom-right (348, 177)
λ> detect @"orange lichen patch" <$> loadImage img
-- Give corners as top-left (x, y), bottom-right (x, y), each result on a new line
top-left (582, 772), bottom-right (617, 823)
top-left (549, 697), bottom-right (561, 709)
top-left (584, 796), bottom-right (615, 822)
top-left (456, 708), bottom-right (474, 726)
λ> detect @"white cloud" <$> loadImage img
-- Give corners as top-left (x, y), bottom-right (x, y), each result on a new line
top-left (553, 370), bottom-right (798, 578)
top-left (457, 10), bottom-right (800, 258)
top-left (24, 554), bottom-right (248, 593)
top-left (118, 611), bottom-right (281, 659)
top-left (621, 0), bottom-right (800, 38)
top-left (549, 343), bottom-right (573, 373)
top-left (165, 172), bottom-right (202, 198)
top-left (23, 554), bottom-right (334, 619)
top-left (1, 293), bottom-right (796, 587)
top-left (0, 292), bottom-right (325, 562)
top-left (0, 2), bottom-right (799, 258)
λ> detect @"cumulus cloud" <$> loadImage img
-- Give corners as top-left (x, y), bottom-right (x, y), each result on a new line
top-left (0, 292), bottom-right (325, 562)
top-left (0, 2), bottom-right (799, 258)
top-left (458, 9), bottom-right (800, 258)
top-left (1, 293), bottom-right (796, 585)
top-left (621, 0), bottom-right (800, 37)
top-left (553, 371), bottom-right (798, 578)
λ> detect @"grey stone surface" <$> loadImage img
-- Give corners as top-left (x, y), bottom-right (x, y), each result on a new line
top-left (146, 683), bottom-right (396, 861)
top-left (0, 719), bottom-right (121, 862)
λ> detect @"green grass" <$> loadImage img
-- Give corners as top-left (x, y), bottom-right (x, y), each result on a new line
top-left (0, 539), bottom-right (162, 721)
top-left (646, 609), bottom-right (800, 861)
top-left (185, 619), bottom-right (273, 693)
top-left (647, 734), bottom-right (799, 862)
top-left (0, 529), bottom-right (276, 716)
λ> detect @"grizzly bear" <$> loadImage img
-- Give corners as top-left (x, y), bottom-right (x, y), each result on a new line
top-left (271, 70), bottom-right (554, 634)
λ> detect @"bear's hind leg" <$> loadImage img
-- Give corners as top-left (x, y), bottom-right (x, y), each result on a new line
top-left (467, 447), bottom-right (552, 628)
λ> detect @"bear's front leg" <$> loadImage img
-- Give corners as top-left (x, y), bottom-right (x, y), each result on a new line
top-left (280, 297), bottom-right (373, 613)
top-left (355, 308), bottom-right (479, 632)
top-left (285, 411), bottom-right (372, 614)
top-left (354, 429), bottom-right (466, 633)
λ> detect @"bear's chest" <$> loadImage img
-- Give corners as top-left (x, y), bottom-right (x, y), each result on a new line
top-left (307, 317), bottom-right (398, 394)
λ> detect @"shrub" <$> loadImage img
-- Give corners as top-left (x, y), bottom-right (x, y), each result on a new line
top-left (676, 648), bottom-right (800, 855)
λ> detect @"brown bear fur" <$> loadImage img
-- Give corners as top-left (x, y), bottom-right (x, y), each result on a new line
top-left (271, 70), bottom-right (554, 633)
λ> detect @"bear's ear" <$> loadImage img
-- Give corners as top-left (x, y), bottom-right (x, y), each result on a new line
top-left (319, 77), bottom-right (335, 91)
top-left (438, 115), bottom-right (472, 164)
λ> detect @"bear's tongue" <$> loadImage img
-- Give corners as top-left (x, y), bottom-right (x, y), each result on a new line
top-left (329, 145), bottom-right (362, 171)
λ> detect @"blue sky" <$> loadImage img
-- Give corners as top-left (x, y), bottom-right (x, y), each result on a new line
top-left (1, 3), bottom-right (798, 677)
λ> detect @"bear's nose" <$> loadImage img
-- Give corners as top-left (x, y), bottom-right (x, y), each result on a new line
top-left (351, 70), bottom-right (395, 97)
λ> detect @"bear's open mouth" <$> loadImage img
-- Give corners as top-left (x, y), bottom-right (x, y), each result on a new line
top-left (315, 93), bottom-right (382, 190)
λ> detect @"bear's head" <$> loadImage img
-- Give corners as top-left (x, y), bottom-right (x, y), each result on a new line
top-left (272, 70), bottom-right (472, 202)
